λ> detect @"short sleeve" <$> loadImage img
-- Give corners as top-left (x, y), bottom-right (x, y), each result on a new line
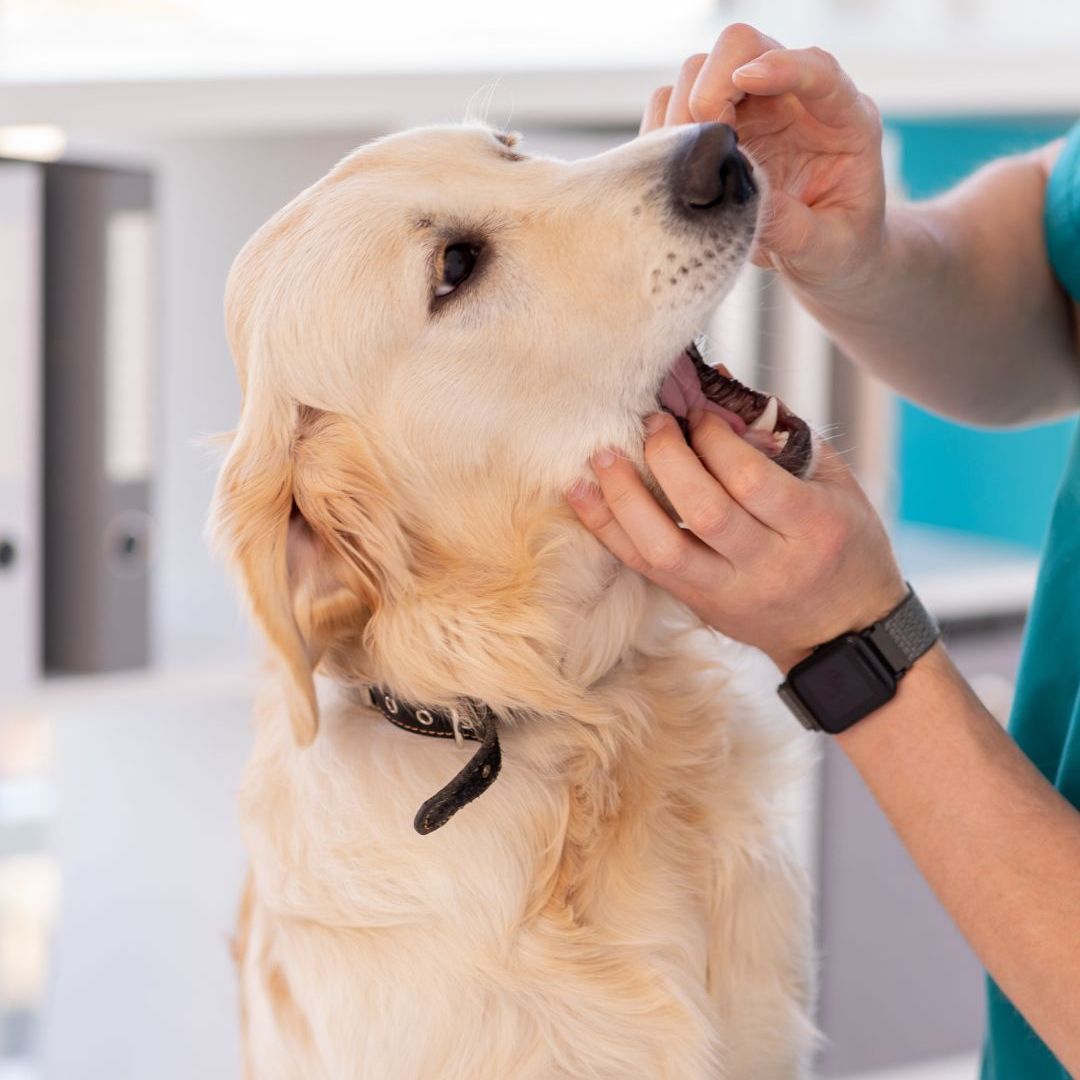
top-left (1045, 121), bottom-right (1080, 302)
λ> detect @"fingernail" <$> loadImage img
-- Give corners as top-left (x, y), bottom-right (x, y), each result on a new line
top-left (734, 61), bottom-right (769, 80)
top-left (593, 448), bottom-right (615, 469)
top-left (566, 479), bottom-right (596, 501)
top-left (644, 412), bottom-right (668, 435)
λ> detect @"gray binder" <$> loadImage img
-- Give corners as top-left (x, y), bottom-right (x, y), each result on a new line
top-left (0, 162), bottom-right (44, 692)
top-left (43, 163), bottom-right (155, 673)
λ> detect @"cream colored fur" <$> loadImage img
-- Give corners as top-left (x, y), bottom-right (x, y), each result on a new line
top-left (212, 123), bottom-right (817, 1078)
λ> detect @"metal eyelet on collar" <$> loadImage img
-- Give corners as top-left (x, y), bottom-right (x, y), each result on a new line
top-left (416, 709), bottom-right (434, 726)
top-left (384, 695), bottom-right (399, 715)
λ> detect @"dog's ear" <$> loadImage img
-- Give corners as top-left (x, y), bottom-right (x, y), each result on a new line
top-left (211, 400), bottom-right (403, 746)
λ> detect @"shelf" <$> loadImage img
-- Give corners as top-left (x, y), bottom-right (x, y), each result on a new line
top-left (0, 658), bottom-right (255, 719)
top-left (1, 51), bottom-right (1078, 142)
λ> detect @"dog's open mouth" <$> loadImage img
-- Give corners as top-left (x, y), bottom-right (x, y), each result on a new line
top-left (658, 341), bottom-right (813, 477)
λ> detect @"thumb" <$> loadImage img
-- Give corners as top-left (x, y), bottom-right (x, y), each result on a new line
top-left (754, 188), bottom-right (820, 268)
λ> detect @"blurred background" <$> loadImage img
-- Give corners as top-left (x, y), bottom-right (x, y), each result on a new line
top-left (0, 2), bottom-right (1076, 1078)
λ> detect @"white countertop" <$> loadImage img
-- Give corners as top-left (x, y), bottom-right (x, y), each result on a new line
top-left (891, 523), bottom-right (1039, 623)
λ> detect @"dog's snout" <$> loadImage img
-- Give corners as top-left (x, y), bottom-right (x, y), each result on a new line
top-left (672, 123), bottom-right (757, 214)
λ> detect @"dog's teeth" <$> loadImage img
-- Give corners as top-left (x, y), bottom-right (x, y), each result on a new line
top-left (748, 397), bottom-right (779, 433)
top-left (773, 430), bottom-right (790, 451)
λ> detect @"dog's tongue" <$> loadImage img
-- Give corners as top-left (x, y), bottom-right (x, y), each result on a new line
top-left (659, 353), bottom-right (747, 434)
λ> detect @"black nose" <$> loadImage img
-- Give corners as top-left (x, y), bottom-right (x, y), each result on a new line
top-left (672, 123), bottom-right (756, 213)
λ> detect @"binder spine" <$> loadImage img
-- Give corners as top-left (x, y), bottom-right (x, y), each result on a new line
top-left (43, 164), bottom-right (155, 673)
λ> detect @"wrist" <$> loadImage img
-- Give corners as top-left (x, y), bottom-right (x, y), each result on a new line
top-left (833, 640), bottom-right (959, 753)
top-left (784, 205), bottom-right (923, 327)
top-left (768, 579), bottom-right (910, 677)
top-left (769, 647), bottom-right (812, 677)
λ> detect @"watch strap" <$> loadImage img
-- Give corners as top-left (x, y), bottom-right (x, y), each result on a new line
top-left (865, 587), bottom-right (940, 675)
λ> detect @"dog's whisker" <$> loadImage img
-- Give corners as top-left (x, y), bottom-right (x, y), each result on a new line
top-left (496, 98), bottom-right (517, 139)
top-left (462, 76), bottom-right (504, 127)
top-left (815, 425), bottom-right (845, 441)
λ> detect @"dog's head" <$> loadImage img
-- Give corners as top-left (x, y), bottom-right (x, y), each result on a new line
top-left (212, 121), bottom-right (806, 744)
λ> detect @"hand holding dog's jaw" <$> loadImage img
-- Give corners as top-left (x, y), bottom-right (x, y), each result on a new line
top-left (567, 408), bottom-right (907, 673)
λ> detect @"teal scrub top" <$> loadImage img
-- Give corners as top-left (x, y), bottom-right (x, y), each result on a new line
top-left (981, 120), bottom-right (1080, 1080)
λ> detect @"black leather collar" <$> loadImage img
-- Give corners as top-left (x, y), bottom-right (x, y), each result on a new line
top-left (366, 685), bottom-right (502, 835)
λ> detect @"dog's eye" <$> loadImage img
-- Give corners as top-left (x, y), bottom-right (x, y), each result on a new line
top-left (435, 243), bottom-right (480, 298)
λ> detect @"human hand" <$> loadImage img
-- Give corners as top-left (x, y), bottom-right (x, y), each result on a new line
top-left (641, 24), bottom-right (887, 298)
top-left (566, 410), bottom-right (907, 674)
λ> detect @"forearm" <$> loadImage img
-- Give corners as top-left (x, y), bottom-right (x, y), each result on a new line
top-left (793, 152), bottom-right (1080, 427)
top-left (836, 644), bottom-right (1080, 1072)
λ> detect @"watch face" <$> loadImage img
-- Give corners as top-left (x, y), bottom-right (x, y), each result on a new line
top-left (789, 635), bottom-right (896, 733)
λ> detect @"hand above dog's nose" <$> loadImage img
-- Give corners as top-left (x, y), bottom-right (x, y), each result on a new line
top-left (641, 23), bottom-right (886, 296)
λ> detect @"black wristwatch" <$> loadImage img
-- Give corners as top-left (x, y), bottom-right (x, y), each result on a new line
top-left (777, 585), bottom-right (940, 734)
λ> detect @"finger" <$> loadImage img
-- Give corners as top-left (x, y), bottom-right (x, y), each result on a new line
top-left (642, 412), bottom-right (774, 561)
top-left (665, 53), bottom-right (707, 127)
top-left (689, 22), bottom-right (783, 126)
top-left (730, 89), bottom-right (802, 143)
top-left (687, 410), bottom-right (809, 533)
top-left (588, 451), bottom-right (730, 585)
top-left (565, 480), bottom-right (654, 575)
top-left (565, 478), bottom-right (729, 601)
top-left (753, 187), bottom-right (820, 265)
top-left (640, 85), bottom-right (673, 135)
top-left (732, 46), bottom-right (869, 130)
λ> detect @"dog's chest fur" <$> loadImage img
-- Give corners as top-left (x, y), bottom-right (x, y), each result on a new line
top-left (234, 614), bottom-right (814, 1080)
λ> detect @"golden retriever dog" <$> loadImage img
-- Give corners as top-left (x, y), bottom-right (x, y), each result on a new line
top-left (212, 120), bottom-right (817, 1079)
